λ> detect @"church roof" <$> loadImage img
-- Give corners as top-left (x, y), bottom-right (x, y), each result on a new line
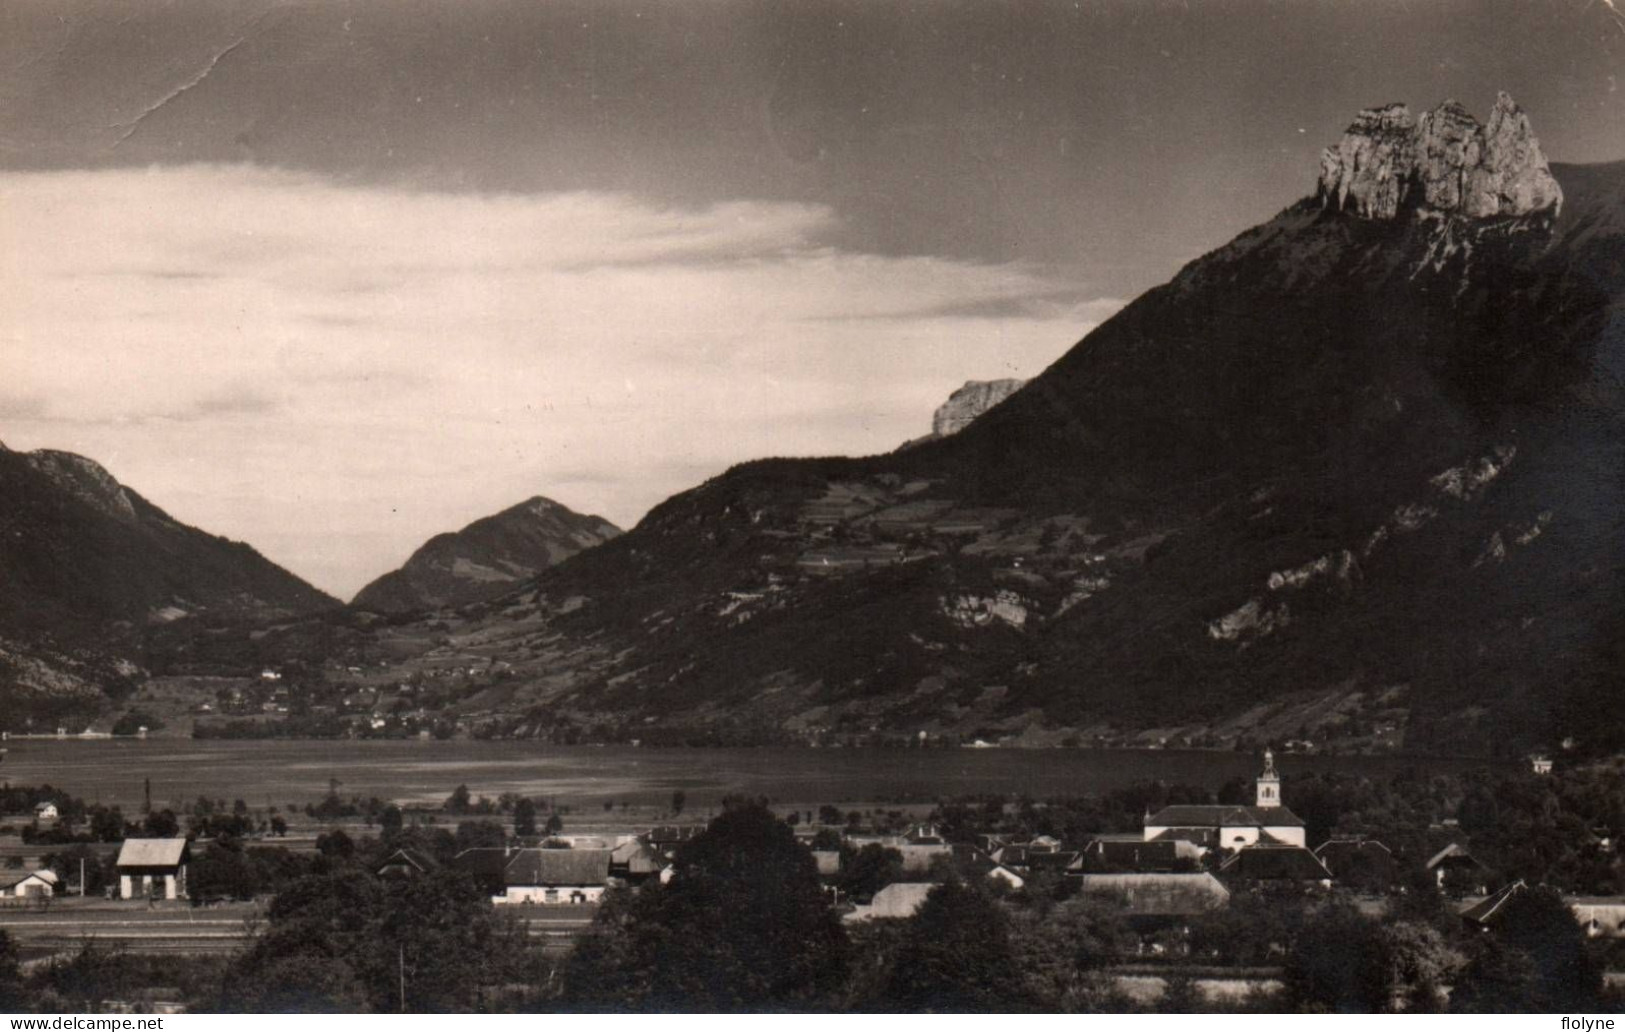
top-left (1145, 804), bottom-right (1304, 829)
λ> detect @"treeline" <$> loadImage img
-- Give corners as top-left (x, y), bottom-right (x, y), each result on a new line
top-left (4, 797), bottom-right (1623, 1012)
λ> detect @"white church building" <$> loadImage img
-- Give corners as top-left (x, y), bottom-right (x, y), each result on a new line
top-left (1143, 749), bottom-right (1306, 851)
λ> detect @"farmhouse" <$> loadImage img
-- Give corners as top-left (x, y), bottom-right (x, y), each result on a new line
top-left (1143, 750), bottom-right (1306, 849)
top-left (1314, 838), bottom-right (1396, 887)
top-left (1219, 845), bottom-right (1334, 888)
top-left (1569, 897), bottom-right (1625, 939)
top-left (1426, 843), bottom-right (1492, 893)
top-left (1, 869), bottom-right (58, 899)
top-left (497, 848), bottom-right (612, 905)
top-left (115, 838), bottom-right (191, 900)
top-left (374, 848), bottom-right (432, 879)
top-left (33, 802), bottom-right (58, 821)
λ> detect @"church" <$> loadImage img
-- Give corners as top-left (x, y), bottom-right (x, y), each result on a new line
top-left (1143, 750), bottom-right (1306, 851)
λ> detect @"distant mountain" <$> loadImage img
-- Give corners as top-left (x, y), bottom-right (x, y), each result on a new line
top-left (342, 95), bottom-right (1624, 757)
top-left (352, 497), bottom-right (620, 613)
top-left (0, 442), bottom-right (338, 726)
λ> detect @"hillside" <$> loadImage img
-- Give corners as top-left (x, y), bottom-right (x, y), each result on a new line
top-left (0, 443), bottom-right (338, 726)
top-left (339, 96), bottom-right (1624, 756)
top-left (352, 497), bottom-right (621, 613)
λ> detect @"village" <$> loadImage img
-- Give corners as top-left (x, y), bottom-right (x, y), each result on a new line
top-left (1, 749), bottom-right (1622, 1010)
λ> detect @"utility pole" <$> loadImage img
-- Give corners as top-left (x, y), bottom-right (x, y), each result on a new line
top-left (398, 943), bottom-right (406, 1012)
top-left (79, 857), bottom-right (85, 898)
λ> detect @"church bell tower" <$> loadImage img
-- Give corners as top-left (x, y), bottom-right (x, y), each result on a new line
top-left (1255, 748), bottom-right (1281, 809)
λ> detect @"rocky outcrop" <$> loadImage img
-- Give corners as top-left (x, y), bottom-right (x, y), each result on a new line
top-left (1318, 93), bottom-right (1562, 219)
top-left (23, 450), bottom-right (138, 522)
top-left (931, 379), bottom-right (1026, 438)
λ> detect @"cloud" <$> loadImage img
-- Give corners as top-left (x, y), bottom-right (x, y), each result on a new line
top-left (0, 165), bottom-right (1108, 596)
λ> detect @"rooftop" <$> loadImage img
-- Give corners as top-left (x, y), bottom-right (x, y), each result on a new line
top-left (1146, 804), bottom-right (1305, 829)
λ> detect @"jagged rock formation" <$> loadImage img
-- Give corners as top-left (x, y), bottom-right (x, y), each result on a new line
top-left (1318, 93), bottom-right (1562, 219)
top-left (931, 379), bottom-right (1026, 438)
top-left (352, 496), bottom-right (621, 613)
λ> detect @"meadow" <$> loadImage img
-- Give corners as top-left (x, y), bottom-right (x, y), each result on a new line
top-left (0, 739), bottom-right (1499, 814)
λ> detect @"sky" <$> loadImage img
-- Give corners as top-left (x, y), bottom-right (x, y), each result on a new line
top-left (2, 1), bottom-right (1622, 599)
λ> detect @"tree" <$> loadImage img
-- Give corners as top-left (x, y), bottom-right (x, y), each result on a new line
top-left (90, 806), bottom-right (126, 843)
top-left (454, 820), bottom-right (506, 852)
top-left (1453, 885), bottom-right (1602, 1012)
top-left (142, 809), bottom-right (179, 838)
top-left (670, 789), bottom-right (686, 817)
top-left (379, 805), bottom-right (403, 840)
top-left (316, 829), bottom-right (355, 860)
top-left (544, 814), bottom-right (564, 836)
top-left (0, 930), bottom-right (22, 1012)
top-left (876, 880), bottom-right (1032, 1011)
top-left (837, 844), bottom-right (904, 903)
top-left (1282, 903), bottom-right (1390, 1012)
top-left (270, 815), bottom-right (288, 837)
top-left (561, 801), bottom-right (848, 1010)
top-left (220, 869), bottom-right (529, 1013)
top-left (190, 838), bottom-right (262, 901)
top-left (513, 798), bottom-right (537, 838)
top-left (444, 785), bottom-right (472, 815)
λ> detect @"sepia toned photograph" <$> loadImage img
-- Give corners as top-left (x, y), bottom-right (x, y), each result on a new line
top-left (1, 0), bottom-right (1623, 1017)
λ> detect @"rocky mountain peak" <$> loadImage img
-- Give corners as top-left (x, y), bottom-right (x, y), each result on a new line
top-left (1318, 93), bottom-right (1562, 219)
top-left (23, 449), bottom-right (138, 521)
top-left (931, 379), bottom-right (1026, 438)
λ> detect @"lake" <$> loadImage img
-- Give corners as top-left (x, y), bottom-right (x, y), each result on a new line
top-left (0, 739), bottom-right (1503, 813)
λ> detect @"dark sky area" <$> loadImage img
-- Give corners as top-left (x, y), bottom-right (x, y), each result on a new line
top-left (6, 0), bottom-right (1622, 295)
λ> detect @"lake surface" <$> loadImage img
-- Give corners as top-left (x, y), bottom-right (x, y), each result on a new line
top-left (0, 739), bottom-right (1504, 813)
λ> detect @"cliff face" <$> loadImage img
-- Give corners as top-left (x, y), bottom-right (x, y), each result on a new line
top-left (1318, 93), bottom-right (1562, 219)
top-left (352, 496), bottom-right (621, 613)
top-left (931, 379), bottom-right (1027, 438)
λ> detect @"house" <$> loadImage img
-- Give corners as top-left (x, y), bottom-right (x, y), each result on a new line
top-left (987, 863), bottom-right (1026, 890)
top-left (1426, 843), bottom-right (1491, 893)
top-left (33, 802), bottom-right (58, 821)
top-left (115, 838), bottom-right (191, 900)
top-left (1219, 845), bottom-right (1334, 888)
top-left (1075, 872), bottom-right (1231, 916)
top-left (1459, 879), bottom-right (1528, 928)
top-left (1314, 838), bottom-right (1397, 888)
top-left (644, 825), bottom-right (703, 859)
top-left (1026, 850), bottom-right (1082, 875)
top-left (1530, 755), bottom-right (1554, 775)
top-left (1569, 897), bottom-right (1625, 939)
top-left (810, 850), bottom-right (842, 877)
top-left (1079, 835), bottom-right (1201, 872)
top-left (497, 848), bottom-right (613, 905)
top-left (1, 869), bottom-right (58, 899)
top-left (609, 840), bottom-right (664, 882)
top-left (374, 848), bottom-right (432, 879)
top-left (905, 824), bottom-right (946, 845)
top-left (1143, 751), bottom-right (1306, 849)
top-left (842, 882), bottom-right (936, 923)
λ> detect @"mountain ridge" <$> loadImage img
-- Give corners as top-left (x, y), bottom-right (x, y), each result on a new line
top-left (351, 495), bottom-right (621, 613)
top-left (342, 131), bottom-right (1623, 754)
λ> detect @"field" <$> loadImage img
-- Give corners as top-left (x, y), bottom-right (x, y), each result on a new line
top-left (0, 739), bottom-right (1501, 813)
